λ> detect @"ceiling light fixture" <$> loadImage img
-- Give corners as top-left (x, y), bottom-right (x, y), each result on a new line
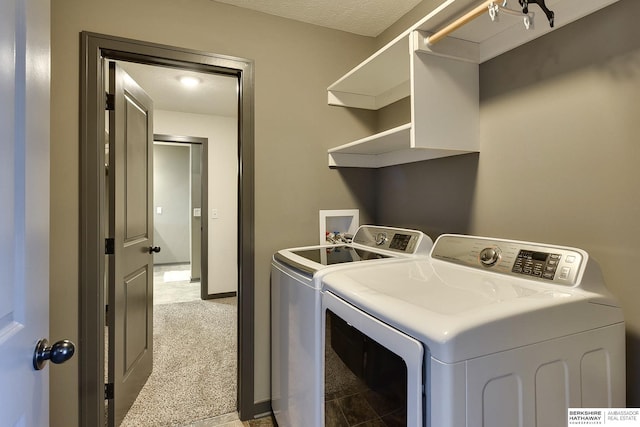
top-left (179, 76), bottom-right (201, 88)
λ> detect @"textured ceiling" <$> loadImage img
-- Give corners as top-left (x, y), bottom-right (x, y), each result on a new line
top-left (211, 0), bottom-right (425, 36)
top-left (118, 0), bottom-right (427, 116)
top-left (118, 61), bottom-right (238, 117)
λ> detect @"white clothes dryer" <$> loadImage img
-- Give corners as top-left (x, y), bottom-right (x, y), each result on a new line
top-left (320, 234), bottom-right (625, 427)
top-left (271, 225), bottom-right (433, 427)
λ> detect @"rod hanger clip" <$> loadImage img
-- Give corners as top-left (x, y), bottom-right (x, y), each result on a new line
top-left (519, 0), bottom-right (554, 27)
top-left (489, 1), bottom-right (535, 30)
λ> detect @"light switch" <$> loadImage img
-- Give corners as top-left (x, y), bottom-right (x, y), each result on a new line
top-left (156, 206), bottom-right (163, 215)
top-left (211, 208), bottom-right (219, 219)
top-left (193, 208), bottom-right (201, 217)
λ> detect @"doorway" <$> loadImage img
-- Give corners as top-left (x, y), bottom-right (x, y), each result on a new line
top-left (79, 32), bottom-right (255, 426)
top-left (152, 134), bottom-right (209, 302)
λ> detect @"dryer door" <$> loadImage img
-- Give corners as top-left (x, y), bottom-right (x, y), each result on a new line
top-left (322, 291), bottom-right (424, 426)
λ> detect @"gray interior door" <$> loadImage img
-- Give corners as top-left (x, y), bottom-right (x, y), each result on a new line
top-left (107, 61), bottom-right (155, 426)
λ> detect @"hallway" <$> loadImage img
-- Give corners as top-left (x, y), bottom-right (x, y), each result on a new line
top-left (119, 264), bottom-right (245, 426)
top-left (153, 264), bottom-right (201, 306)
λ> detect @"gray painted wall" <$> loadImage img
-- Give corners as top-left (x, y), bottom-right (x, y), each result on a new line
top-left (153, 144), bottom-right (191, 265)
top-left (377, 0), bottom-right (640, 406)
top-left (50, 1), bottom-right (376, 424)
top-left (51, 0), bottom-right (640, 424)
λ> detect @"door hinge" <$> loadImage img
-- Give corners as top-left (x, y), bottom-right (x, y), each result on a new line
top-left (105, 93), bottom-right (115, 111)
top-left (105, 238), bottom-right (115, 255)
top-left (104, 383), bottom-right (114, 400)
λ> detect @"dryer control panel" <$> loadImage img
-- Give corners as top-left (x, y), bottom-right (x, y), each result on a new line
top-left (431, 234), bottom-right (587, 286)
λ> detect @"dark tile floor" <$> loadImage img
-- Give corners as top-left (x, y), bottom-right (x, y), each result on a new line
top-left (325, 386), bottom-right (406, 427)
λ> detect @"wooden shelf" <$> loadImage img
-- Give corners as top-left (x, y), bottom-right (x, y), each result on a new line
top-left (328, 124), bottom-right (411, 168)
top-left (328, 122), bottom-right (477, 168)
top-left (329, 41), bottom-right (480, 168)
top-left (327, 0), bottom-right (619, 168)
top-left (327, 35), bottom-right (412, 110)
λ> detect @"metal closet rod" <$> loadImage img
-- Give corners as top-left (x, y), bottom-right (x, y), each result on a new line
top-left (427, 0), bottom-right (496, 45)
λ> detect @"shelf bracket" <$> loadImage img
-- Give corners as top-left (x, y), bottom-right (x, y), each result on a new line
top-left (414, 30), bottom-right (479, 63)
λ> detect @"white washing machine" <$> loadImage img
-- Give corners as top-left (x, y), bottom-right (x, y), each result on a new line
top-left (321, 234), bottom-right (625, 427)
top-left (271, 225), bottom-right (433, 427)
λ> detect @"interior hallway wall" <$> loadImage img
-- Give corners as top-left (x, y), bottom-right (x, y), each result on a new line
top-left (153, 144), bottom-right (191, 265)
top-left (154, 109), bottom-right (238, 296)
top-left (375, 0), bottom-right (640, 405)
top-left (50, 1), bottom-right (377, 425)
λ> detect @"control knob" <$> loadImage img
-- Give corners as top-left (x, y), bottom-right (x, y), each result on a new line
top-left (375, 232), bottom-right (388, 246)
top-left (479, 246), bottom-right (501, 267)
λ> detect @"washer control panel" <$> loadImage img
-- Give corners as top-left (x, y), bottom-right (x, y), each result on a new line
top-left (352, 226), bottom-right (432, 256)
top-left (431, 234), bottom-right (587, 286)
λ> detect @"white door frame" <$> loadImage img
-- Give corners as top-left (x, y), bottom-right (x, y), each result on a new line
top-left (79, 32), bottom-right (256, 425)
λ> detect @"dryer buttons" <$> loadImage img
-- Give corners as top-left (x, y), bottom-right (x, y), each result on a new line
top-left (513, 250), bottom-right (561, 280)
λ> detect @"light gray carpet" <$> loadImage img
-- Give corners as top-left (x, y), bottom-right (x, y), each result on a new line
top-left (121, 298), bottom-right (237, 427)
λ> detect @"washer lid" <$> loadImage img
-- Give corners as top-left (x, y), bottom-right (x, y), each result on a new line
top-left (322, 257), bottom-right (623, 363)
top-left (274, 245), bottom-right (391, 275)
top-left (272, 225), bottom-right (433, 276)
